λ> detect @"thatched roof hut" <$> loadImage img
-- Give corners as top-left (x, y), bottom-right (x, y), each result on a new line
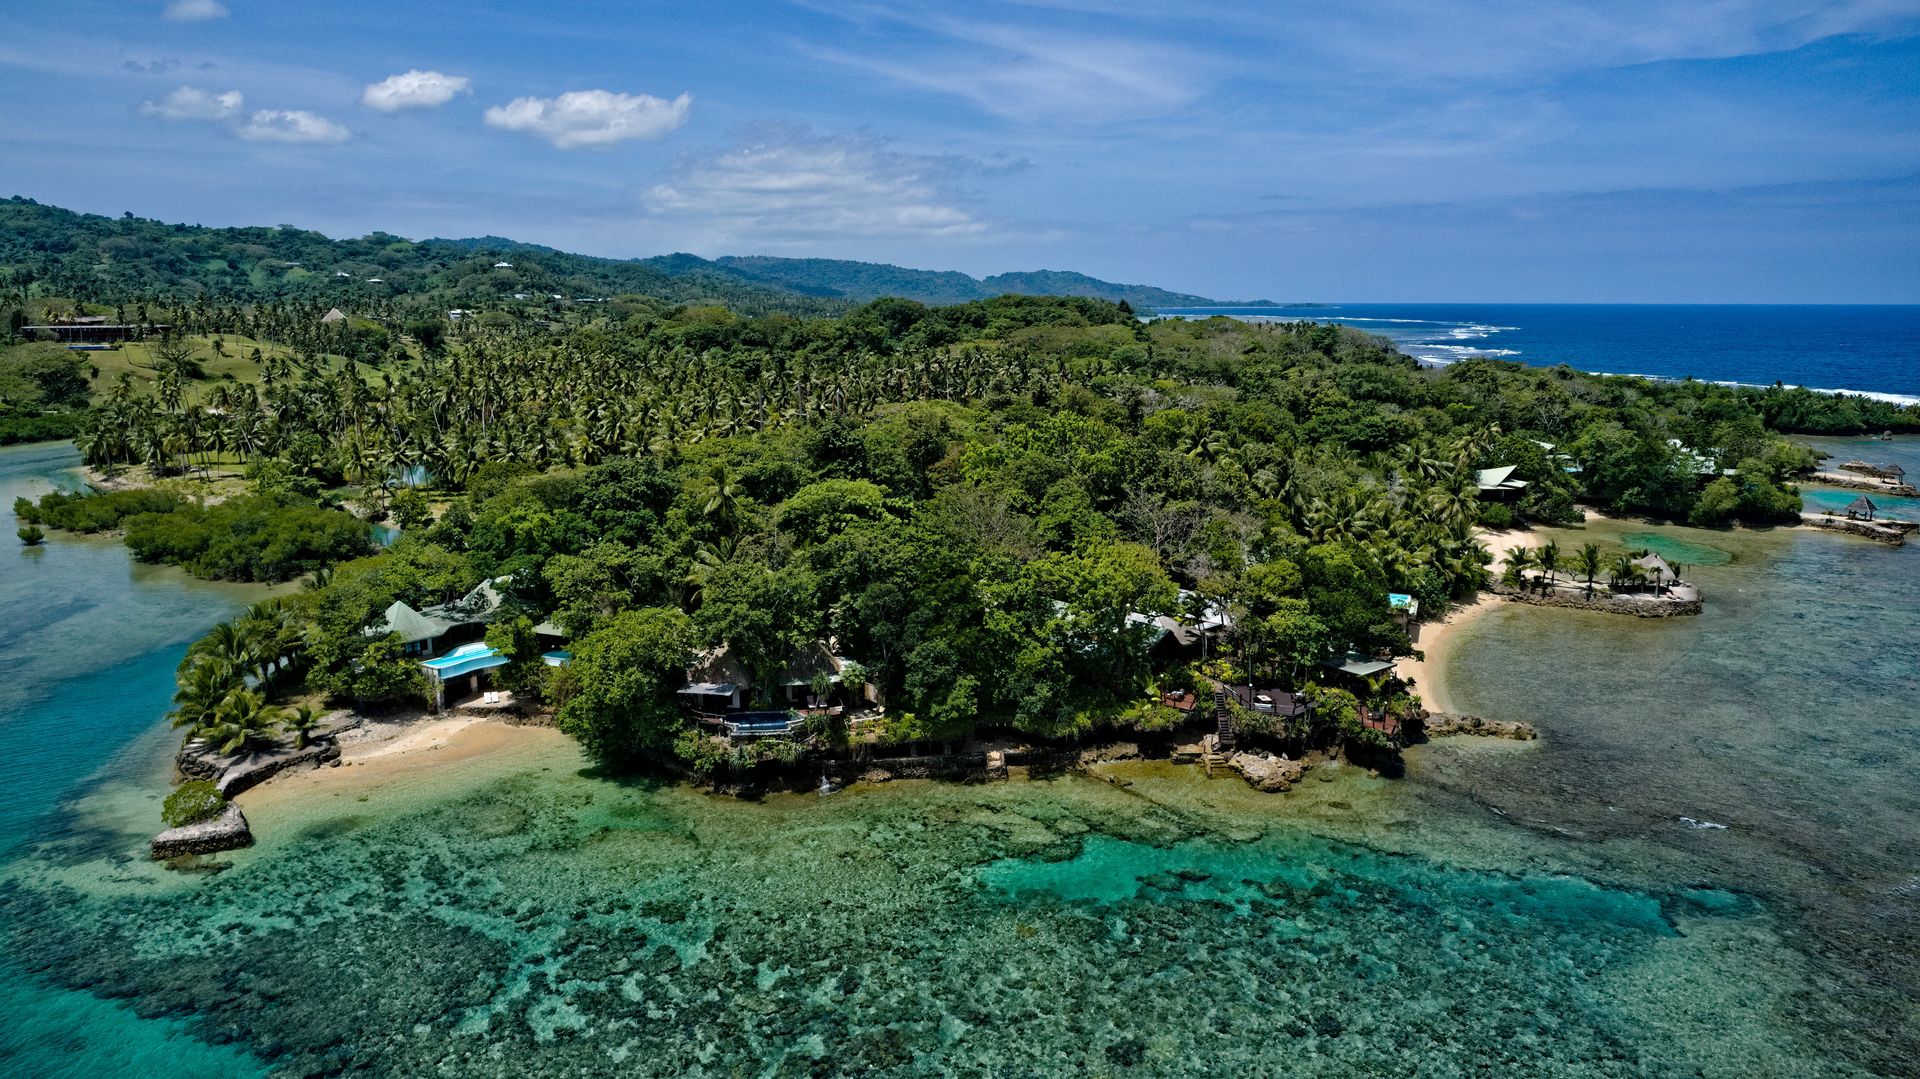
top-left (1845, 495), bottom-right (1878, 521)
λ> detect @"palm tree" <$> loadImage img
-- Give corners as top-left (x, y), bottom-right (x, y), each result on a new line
top-left (1575, 542), bottom-right (1602, 596)
top-left (199, 689), bottom-right (284, 756)
top-left (1501, 547), bottom-right (1534, 589)
top-left (171, 658), bottom-right (240, 733)
top-left (1608, 553), bottom-right (1641, 593)
top-left (281, 705), bottom-right (325, 749)
top-left (1537, 540), bottom-right (1561, 593)
top-left (699, 464), bottom-right (742, 536)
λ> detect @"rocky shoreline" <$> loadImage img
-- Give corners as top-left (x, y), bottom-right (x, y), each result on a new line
top-left (151, 803), bottom-right (252, 858)
top-left (1419, 712), bottom-right (1538, 740)
top-left (1487, 583), bottom-right (1701, 617)
top-left (1801, 513), bottom-right (1909, 546)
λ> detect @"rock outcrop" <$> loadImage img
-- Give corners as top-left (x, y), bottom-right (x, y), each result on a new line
top-left (177, 739), bottom-right (342, 797)
top-left (1420, 712), bottom-right (1537, 740)
top-left (151, 803), bottom-right (252, 858)
top-left (1488, 584), bottom-right (1701, 617)
top-left (1227, 752), bottom-right (1310, 792)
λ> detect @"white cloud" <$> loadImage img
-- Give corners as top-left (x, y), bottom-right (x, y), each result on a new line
top-left (362, 69), bottom-right (472, 112)
top-left (237, 109), bottom-right (350, 144)
top-left (163, 0), bottom-right (229, 21)
top-left (484, 89), bottom-right (691, 149)
top-left (644, 130), bottom-right (987, 242)
top-left (139, 85), bottom-right (243, 121)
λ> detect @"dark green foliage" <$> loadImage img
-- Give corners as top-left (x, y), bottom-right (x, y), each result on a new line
top-left (31, 487), bottom-right (187, 532)
top-left (558, 607), bottom-right (698, 765)
top-left (120, 495), bottom-right (372, 581)
top-left (17, 524), bottom-right (44, 545)
top-left (160, 780), bottom-right (225, 827)
top-left (0, 343), bottom-right (91, 409)
top-left (0, 409), bottom-right (89, 445)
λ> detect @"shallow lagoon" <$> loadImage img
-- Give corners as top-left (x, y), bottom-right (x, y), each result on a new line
top-left (2, 441), bottom-right (1917, 1076)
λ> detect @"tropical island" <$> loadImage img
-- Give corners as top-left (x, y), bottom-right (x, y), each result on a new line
top-left (6, 201), bottom-right (1919, 848)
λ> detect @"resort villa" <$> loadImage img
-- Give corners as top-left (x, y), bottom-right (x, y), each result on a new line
top-left (1475, 465), bottom-right (1529, 500)
top-left (365, 577), bottom-right (524, 709)
top-left (678, 642), bottom-right (875, 741)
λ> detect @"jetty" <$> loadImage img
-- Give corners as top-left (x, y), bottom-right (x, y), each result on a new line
top-left (1811, 470), bottom-right (1919, 498)
top-left (1802, 511), bottom-right (1910, 546)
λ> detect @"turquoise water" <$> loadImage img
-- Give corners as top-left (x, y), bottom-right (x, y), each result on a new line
top-left (0, 442), bottom-right (271, 1076)
top-left (1, 439), bottom-right (1917, 1075)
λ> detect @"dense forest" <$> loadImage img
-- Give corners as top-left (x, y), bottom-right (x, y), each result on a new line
top-left (7, 199), bottom-right (1920, 780)
top-left (0, 197), bottom-right (1230, 315)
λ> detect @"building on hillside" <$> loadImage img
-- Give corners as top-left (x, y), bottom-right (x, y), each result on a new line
top-left (534, 620), bottom-right (572, 667)
top-left (1668, 439), bottom-right (1735, 480)
top-left (678, 642), bottom-right (874, 740)
top-left (493, 261), bottom-right (513, 268)
top-left (23, 319), bottom-right (167, 344)
top-left (1531, 440), bottom-right (1583, 474)
top-left (1324, 651), bottom-right (1397, 680)
top-left (321, 307), bottom-right (347, 324)
top-left (1388, 592), bottom-right (1420, 626)
top-left (1475, 465), bottom-right (1529, 500)
top-left (366, 577), bottom-right (515, 658)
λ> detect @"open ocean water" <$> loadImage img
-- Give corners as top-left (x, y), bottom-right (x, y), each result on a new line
top-left (0, 420), bottom-right (1917, 1071)
top-left (1158, 304), bottom-right (1920, 402)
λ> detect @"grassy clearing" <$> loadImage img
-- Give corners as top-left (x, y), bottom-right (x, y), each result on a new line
top-left (2, 334), bottom-right (407, 405)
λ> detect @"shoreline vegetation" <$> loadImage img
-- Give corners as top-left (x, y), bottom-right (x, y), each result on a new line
top-left (8, 240), bottom-right (1920, 846)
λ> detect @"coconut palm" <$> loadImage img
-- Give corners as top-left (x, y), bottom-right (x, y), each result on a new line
top-left (281, 705), bottom-right (325, 749)
top-left (1537, 540), bottom-right (1561, 593)
top-left (1502, 547), bottom-right (1535, 589)
top-left (699, 464), bottom-right (743, 536)
top-left (199, 689), bottom-right (284, 756)
top-left (1575, 542), bottom-right (1602, 595)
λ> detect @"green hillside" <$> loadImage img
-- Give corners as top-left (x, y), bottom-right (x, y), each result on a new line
top-left (0, 197), bottom-right (1251, 315)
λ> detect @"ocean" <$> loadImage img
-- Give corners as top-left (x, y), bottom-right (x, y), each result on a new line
top-left (1156, 304), bottom-right (1920, 402)
top-left (1, 439), bottom-right (1917, 1074)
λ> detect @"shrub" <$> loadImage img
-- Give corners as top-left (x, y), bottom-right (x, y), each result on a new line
top-left (161, 780), bottom-right (226, 827)
top-left (17, 524), bottom-right (44, 545)
top-left (1476, 502), bottom-right (1515, 529)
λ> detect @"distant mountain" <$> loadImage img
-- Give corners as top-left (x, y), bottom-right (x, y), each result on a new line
top-left (692, 256), bottom-right (1252, 309)
top-left (1, 196), bottom-right (1262, 313)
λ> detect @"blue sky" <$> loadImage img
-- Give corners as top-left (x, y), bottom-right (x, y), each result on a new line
top-left (3, 0), bottom-right (1918, 301)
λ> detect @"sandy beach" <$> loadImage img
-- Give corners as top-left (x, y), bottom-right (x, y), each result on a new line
top-left (235, 714), bottom-right (569, 819)
top-left (1399, 524), bottom-right (1536, 713)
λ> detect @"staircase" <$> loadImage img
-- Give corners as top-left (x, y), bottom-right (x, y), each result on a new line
top-left (1213, 688), bottom-right (1235, 752)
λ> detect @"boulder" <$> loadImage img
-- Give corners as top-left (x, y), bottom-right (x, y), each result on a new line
top-left (1227, 752), bottom-right (1310, 792)
top-left (151, 803), bottom-right (252, 858)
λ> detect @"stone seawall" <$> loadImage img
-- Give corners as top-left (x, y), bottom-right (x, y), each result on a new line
top-left (178, 739), bottom-right (343, 796)
top-left (1487, 584), bottom-right (1701, 617)
top-left (151, 803), bottom-right (252, 858)
top-left (1802, 515), bottom-right (1907, 546)
top-left (1811, 472), bottom-right (1920, 497)
top-left (1419, 712), bottom-right (1537, 740)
